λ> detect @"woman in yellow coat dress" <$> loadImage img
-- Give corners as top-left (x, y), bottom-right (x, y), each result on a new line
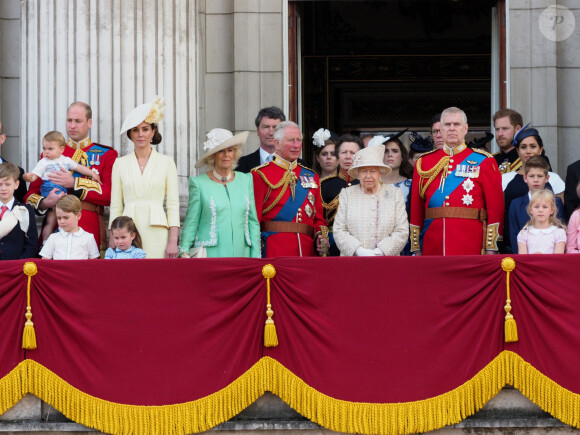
top-left (109, 96), bottom-right (180, 258)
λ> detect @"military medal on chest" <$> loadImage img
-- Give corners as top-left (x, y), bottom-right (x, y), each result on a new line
top-left (300, 175), bottom-right (318, 189)
top-left (456, 161), bottom-right (480, 178)
top-left (461, 178), bottom-right (475, 205)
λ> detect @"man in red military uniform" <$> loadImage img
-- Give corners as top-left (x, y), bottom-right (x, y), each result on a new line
top-left (25, 102), bottom-right (117, 250)
top-left (252, 121), bottom-right (329, 257)
top-left (410, 107), bottom-right (504, 255)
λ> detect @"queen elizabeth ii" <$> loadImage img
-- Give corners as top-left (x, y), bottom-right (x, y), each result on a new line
top-left (333, 144), bottom-right (409, 256)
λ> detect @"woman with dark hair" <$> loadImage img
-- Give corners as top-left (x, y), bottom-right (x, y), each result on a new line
top-left (501, 125), bottom-right (565, 253)
top-left (312, 128), bottom-right (338, 179)
top-left (320, 134), bottom-right (363, 255)
top-left (110, 96), bottom-right (180, 258)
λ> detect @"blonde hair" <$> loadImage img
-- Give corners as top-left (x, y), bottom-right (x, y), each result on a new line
top-left (55, 195), bottom-right (82, 214)
top-left (524, 189), bottom-right (565, 230)
top-left (205, 147), bottom-right (243, 170)
top-left (43, 131), bottom-right (66, 147)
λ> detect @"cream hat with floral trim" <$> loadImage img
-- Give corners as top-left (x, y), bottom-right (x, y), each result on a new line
top-left (348, 144), bottom-right (392, 179)
top-left (195, 128), bottom-right (249, 169)
top-left (119, 96), bottom-right (165, 135)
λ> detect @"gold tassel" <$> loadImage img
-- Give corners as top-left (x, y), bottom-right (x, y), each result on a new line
top-left (501, 257), bottom-right (518, 343)
top-left (262, 264), bottom-right (278, 347)
top-left (22, 262), bottom-right (38, 350)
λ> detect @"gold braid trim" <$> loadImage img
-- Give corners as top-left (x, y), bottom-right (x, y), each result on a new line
top-left (322, 196), bottom-right (340, 226)
top-left (322, 196), bottom-right (339, 211)
top-left (255, 169), bottom-right (298, 214)
top-left (71, 149), bottom-right (89, 168)
top-left (1, 352), bottom-right (580, 433)
top-left (416, 156), bottom-right (449, 200)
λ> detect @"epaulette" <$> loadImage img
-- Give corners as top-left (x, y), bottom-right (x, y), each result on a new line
top-left (320, 174), bottom-right (338, 184)
top-left (298, 163), bottom-right (316, 175)
top-left (472, 148), bottom-right (493, 158)
top-left (251, 162), bottom-right (269, 173)
top-left (416, 149), bottom-right (439, 160)
top-left (492, 151), bottom-right (501, 156)
top-left (89, 143), bottom-right (115, 151)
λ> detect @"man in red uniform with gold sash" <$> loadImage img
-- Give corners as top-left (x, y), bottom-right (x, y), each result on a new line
top-left (410, 107), bottom-right (504, 255)
top-left (252, 121), bottom-right (328, 257)
top-left (25, 102), bottom-right (117, 250)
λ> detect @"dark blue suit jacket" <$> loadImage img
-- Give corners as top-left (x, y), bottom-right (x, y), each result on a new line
top-left (0, 201), bottom-right (38, 260)
top-left (508, 194), bottom-right (564, 254)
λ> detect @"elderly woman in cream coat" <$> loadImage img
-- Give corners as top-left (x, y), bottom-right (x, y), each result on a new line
top-left (110, 96), bottom-right (180, 258)
top-left (333, 144), bottom-right (408, 256)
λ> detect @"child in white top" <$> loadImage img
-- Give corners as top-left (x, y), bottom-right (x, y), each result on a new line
top-left (566, 182), bottom-right (580, 253)
top-left (517, 189), bottom-right (566, 254)
top-left (40, 195), bottom-right (100, 260)
top-left (23, 131), bottom-right (100, 243)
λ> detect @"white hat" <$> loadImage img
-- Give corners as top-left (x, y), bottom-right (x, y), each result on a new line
top-left (119, 96), bottom-right (165, 135)
top-left (348, 144), bottom-right (392, 179)
top-left (195, 128), bottom-right (249, 169)
top-left (312, 128), bottom-right (331, 147)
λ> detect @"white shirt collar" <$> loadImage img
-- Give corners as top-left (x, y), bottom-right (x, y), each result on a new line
top-left (528, 225), bottom-right (557, 234)
top-left (1, 197), bottom-right (15, 210)
top-left (259, 147), bottom-right (274, 164)
top-left (58, 227), bottom-right (86, 238)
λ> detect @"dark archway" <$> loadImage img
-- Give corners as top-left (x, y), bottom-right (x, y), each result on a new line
top-left (290, 0), bottom-right (502, 166)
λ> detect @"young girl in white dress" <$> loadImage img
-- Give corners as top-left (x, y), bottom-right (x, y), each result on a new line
top-left (517, 189), bottom-right (566, 254)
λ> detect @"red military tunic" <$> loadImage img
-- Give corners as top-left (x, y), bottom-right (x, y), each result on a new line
top-left (252, 156), bottom-right (328, 257)
top-left (409, 143), bottom-right (504, 255)
top-left (25, 138), bottom-right (118, 249)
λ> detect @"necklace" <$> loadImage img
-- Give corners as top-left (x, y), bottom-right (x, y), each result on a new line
top-left (213, 169), bottom-right (232, 183)
top-left (136, 149), bottom-right (153, 171)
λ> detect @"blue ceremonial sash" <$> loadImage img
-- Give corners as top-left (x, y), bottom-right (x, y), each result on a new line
top-left (261, 167), bottom-right (313, 256)
top-left (423, 151), bottom-right (486, 236)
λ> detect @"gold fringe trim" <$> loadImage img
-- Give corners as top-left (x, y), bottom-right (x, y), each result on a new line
top-left (266, 352), bottom-right (580, 434)
top-left (264, 355), bottom-right (506, 435)
top-left (508, 351), bottom-right (580, 429)
top-left (0, 363), bottom-right (27, 415)
top-left (0, 353), bottom-right (579, 433)
top-left (23, 359), bottom-right (266, 435)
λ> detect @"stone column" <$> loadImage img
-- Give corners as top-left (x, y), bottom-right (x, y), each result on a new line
top-left (19, 0), bottom-right (198, 197)
top-left (199, 0), bottom-right (284, 162)
top-left (509, 0), bottom-right (580, 173)
top-left (0, 0), bottom-right (21, 165)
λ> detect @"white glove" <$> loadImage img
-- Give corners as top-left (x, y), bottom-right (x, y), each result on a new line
top-left (373, 248), bottom-right (383, 256)
top-left (355, 247), bottom-right (375, 257)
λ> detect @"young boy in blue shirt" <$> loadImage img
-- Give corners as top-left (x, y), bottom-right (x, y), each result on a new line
top-left (0, 162), bottom-right (38, 259)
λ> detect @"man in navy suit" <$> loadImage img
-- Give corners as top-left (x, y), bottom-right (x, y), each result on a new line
top-left (0, 119), bottom-right (27, 203)
top-left (0, 162), bottom-right (38, 260)
top-left (236, 106), bottom-right (286, 173)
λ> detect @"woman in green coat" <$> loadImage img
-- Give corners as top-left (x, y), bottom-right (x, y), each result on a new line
top-left (179, 128), bottom-right (261, 258)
